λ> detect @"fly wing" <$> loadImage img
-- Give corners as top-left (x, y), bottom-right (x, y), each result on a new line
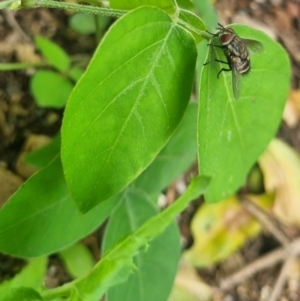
top-left (242, 39), bottom-right (263, 55)
top-left (232, 66), bottom-right (241, 100)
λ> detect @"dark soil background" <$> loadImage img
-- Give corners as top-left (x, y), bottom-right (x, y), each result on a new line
top-left (0, 1), bottom-right (300, 300)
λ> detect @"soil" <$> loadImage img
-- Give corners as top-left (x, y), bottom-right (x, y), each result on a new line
top-left (0, 1), bottom-right (300, 300)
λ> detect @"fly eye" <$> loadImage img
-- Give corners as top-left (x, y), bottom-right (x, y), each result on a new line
top-left (220, 33), bottom-right (233, 44)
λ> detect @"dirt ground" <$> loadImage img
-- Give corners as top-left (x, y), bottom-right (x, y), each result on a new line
top-left (0, 1), bottom-right (300, 300)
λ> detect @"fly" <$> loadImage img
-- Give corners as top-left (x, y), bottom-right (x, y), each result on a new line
top-left (204, 23), bottom-right (263, 100)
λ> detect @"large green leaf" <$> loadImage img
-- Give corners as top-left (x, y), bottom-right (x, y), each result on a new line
top-left (103, 188), bottom-right (180, 301)
top-left (198, 24), bottom-right (290, 202)
top-left (0, 157), bottom-right (117, 257)
top-left (134, 102), bottom-right (198, 194)
top-left (61, 7), bottom-right (197, 212)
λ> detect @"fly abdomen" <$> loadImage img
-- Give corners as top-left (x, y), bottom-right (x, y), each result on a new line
top-left (236, 57), bottom-right (250, 75)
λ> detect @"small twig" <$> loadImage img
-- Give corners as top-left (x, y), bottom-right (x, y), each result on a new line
top-left (269, 256), bottom-right (294, 301)
top-left (220, 236), bottom-right (300, 290)
top-left (241, 196), bottom-right (291, 246)
top-left (241, 196), bottom-right (297, 299)
top-left (3, 9), bottom-right (31, 42)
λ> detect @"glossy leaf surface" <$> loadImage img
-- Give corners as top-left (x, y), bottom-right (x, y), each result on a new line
top-left (61, 7), bottom-right (197, 212)
top-left (198, 25), bottom-right (290, 202)
top-left (134, 102), bottom-right (198, 194)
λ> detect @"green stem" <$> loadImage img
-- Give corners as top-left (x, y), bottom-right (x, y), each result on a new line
top-left (0, 62), bottom-right (46, 71)
top-left (20, 0), bottom-right (126, 18)
top-left (94, 14), bottom-right (101, 43)
top-left (42, 281), bottom-right (74, 300)
top-left (177, 18), bottom-right (210, 40)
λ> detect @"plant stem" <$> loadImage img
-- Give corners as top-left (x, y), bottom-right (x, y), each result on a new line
top-left (0, 62), bottom-right (46, 71)
top-left (20, 0), bottom-right (126, 18)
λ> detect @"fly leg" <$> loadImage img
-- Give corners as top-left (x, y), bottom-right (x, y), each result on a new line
top-left (217, 66), bottom-right (231, 78)
top-left (203, 59), bottom-right (231, 78)
top-left (206, 30), bottom-right (218, 37)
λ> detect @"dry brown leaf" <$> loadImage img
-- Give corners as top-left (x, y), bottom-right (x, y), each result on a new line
top-left (259, 139), bottom-right (300, 226)
top-left (15, 42), bottom-right (42, 63)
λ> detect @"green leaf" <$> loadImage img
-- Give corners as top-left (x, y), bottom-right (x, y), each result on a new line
top-left (69, 13), bottom-right (110, 35)
top-left (178, 9), bottom-right (205, 43)
top-left (35, 36), bottom-right (70, 72)
top-left (0, 157), bottom-right (118, 257)
top-left (193, 0), bottom-right (218, 93)
top-left (103, 188), bottom-right (180, 301)
top-left (61, 7), bottom-right (197, 212)
top-left (46, 176), bottom-right (209, 301)
top-left (30, 70), bottom-right (73, 108)
top-left (198, 25), bottom-right (290, 202)
top-left (134, 102), bottom-right (198, 194)
top-left (68, 66), bottom-right (85, 82)
top-left (0, 257), bottom-right (47, 300)
top-left (193, 0), bottom-right (218, 31)
top-left (176, 0), bottom-right (193, 9)
top-left (25, 134), bottom-right (60, 168)
top-left (59, 244), bottom-right (95, 279)
top-left (1, 288), bottom-right (42, 301)
top-left (109, 0), bottom-right (176, 14)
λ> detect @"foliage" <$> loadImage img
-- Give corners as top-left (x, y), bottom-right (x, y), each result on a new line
top-left (30, 36), bottom-right (84, 108)
top-left (0, 0), bottom-right (291, 300)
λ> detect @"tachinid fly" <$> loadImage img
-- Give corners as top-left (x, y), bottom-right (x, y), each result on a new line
top-left (204, 23), bottom-right (263, 100)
